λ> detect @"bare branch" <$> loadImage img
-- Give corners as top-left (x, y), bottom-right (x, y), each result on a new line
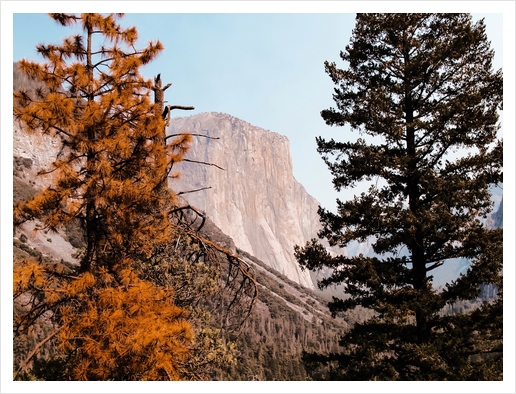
top-left (167, 105), bottom-right (194, 111)
top-left (177, 186), bottom-right (212, 196)
top-left (183, 159), bottom-right (225, 171)
top-left (426, 261), bottom-right (444, 272)
top-left (162, 105), bottom-right (195, 127)
top-left (169, 204), bottom-right (206, 232)
top-left (165, 133), bottom-right (220, 142)
top-left (14, 326), bottom-right (63, 379)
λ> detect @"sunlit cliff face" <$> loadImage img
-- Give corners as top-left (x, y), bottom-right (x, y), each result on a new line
top-left (169, 112), bottom-right (321, 290)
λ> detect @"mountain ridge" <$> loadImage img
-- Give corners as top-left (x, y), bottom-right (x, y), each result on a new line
top-left (169, 112), bottom-right (323, 289)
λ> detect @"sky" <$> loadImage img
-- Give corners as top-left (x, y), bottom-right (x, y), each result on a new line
top-left (2, 2), bottom-right (515, 393)
top-left (6, 5), bottom-right (511, 212)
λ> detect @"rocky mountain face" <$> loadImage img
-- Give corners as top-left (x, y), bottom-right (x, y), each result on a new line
top-left (13, 109), bottom-right (321, 289)
top-left (13, 119), bottom-right (61, 189)
top-left (168, 112), bottom-right (321, 289)
top-left (14, 104), bottom-right (503, 292)
top-left (167, 112), bottom-right (505, 291)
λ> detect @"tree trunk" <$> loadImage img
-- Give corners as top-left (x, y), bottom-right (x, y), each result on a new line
top-left (82, 20), bottom-right (98, 272)
top-left (404, 44), bottom-right (430, 344)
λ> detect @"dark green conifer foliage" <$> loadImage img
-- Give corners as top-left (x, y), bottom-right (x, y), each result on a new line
top-left (295, 13), bottom-right (502, 380)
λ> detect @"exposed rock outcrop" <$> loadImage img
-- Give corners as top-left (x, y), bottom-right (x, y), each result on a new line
top-left (169, 112), bottom-right (320, 289)
top-left (13, 119), bottom-right (61, 189)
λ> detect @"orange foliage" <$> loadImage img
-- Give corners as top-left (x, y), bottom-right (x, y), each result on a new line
top-left (13, 13), bottom-right (189, 271)
top-left (14, 261), bottom-right (192, 380)
top-left (13, 13), bottom-right (194, 380)
top-left (62, 269), bottom-right (192, 381)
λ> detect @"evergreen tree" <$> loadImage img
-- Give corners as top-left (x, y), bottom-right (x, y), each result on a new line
top-left (295, 13), bottom-right (503, 380)
top-left (13, 13), bottom-right (195, 380)
top-left (14, 13), bottom-right (191, 273)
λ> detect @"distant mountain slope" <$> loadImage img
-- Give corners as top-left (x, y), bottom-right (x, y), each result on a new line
top-left (12, 110), bottom-right (351, 381)
top-left (169, 112), bottom-right (322, 289)
top-left (12, 145), bottom-right (352, 382)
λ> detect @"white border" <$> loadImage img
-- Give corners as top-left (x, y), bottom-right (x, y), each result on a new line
top-left (2, 2), bottom-right (514, 393)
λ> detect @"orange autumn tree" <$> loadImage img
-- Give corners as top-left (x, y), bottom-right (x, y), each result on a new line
top-left (13, 13), bottom-right (196, 380)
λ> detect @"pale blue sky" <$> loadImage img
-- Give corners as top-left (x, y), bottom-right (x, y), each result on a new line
top-left (9, 9), bottom-right (506, 211)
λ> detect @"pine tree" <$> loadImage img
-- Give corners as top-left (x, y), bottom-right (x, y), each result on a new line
top-left (14, 13), bottom-right (191, 273)
top-left (295, 13), bottom-right (502, 380)
top-left (13, 13), bottom-right (196, 380)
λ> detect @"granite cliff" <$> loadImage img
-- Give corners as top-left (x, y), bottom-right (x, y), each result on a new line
top-left (16, 107), bottom-right (500, 291)
top-left (168, 112), bottom-right (321, 289)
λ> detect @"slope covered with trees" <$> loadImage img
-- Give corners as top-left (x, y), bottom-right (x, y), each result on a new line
top-left (14, 148), bottom-right (352, 381)
top-left (295, 13), bottom-right (503, 380)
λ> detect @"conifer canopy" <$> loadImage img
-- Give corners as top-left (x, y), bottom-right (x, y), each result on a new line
top-left (295, 13), bottom-right (503, 380)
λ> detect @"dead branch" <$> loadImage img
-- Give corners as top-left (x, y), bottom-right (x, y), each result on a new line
top-left (177, 186), bottom-right (212, 196)
top-left (14, 326), bottom-right (63, 380)
top-left (194, 235), bottom-right (258, 331)
top-left (153, 74), bottom-right (194, 128)
top-left (169, 204), bottom-right (206, 232)
top-left (166, 203), bottom-right (258, 332)
top-left (183, 159), bottom-right (225, 171)
top-left (166, 105), bottom-right (195, 111)
top-left (162, 105), bottom-right (195, 128)
top-left (165, 133), bottom-right (220, 142)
